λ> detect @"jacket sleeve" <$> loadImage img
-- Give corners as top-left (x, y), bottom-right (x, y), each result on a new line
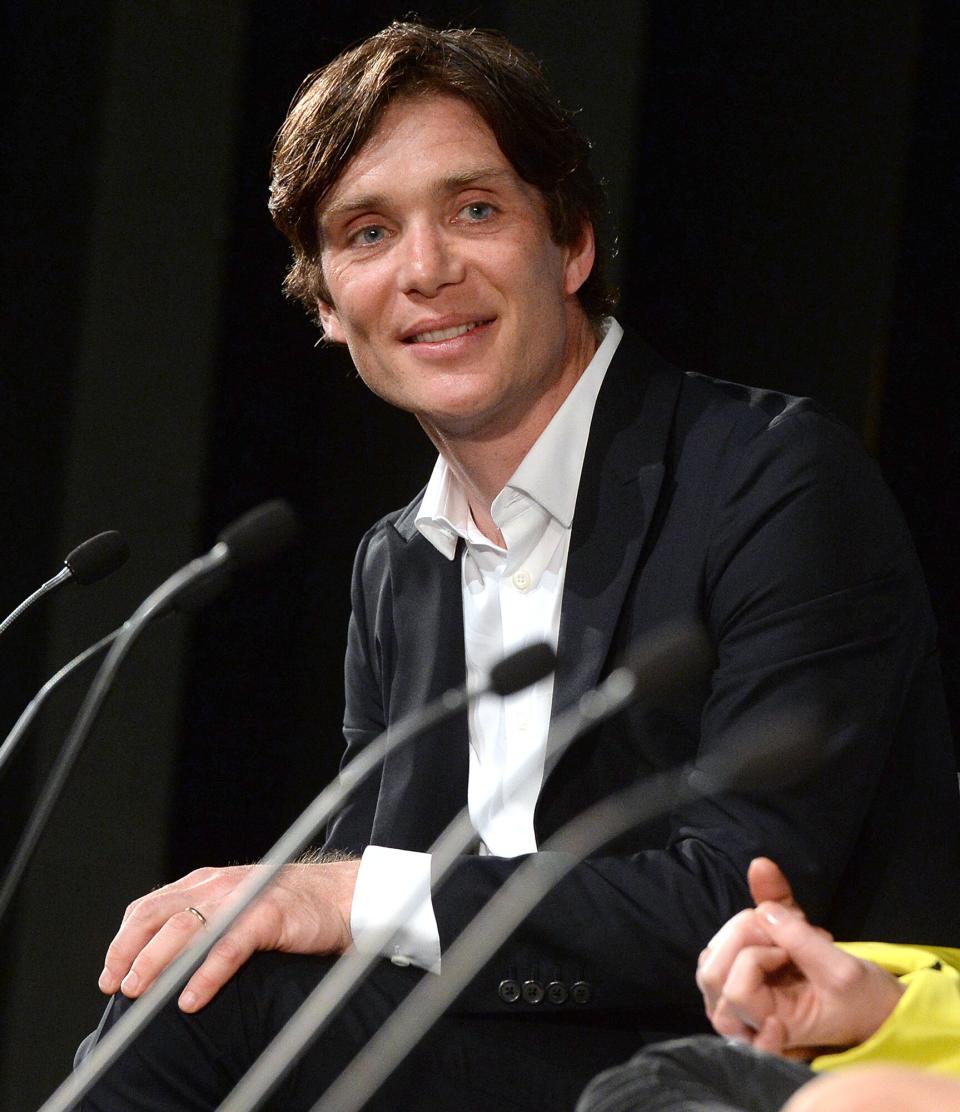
top-left (429, 407), bottom-right (947, 1019)
top-left (813, 944), bottom-right (960, 1076)
top-left (324, 522), bottom-right (390, 856)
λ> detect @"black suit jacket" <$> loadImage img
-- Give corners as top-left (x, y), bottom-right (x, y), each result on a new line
top-left (328, 330), bottom-right (960, 1028)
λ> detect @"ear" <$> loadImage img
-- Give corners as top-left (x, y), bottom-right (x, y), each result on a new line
top-left (562, 220), bottom-right (596, 298)
top-left (317, 298), bottom-right (347, 344)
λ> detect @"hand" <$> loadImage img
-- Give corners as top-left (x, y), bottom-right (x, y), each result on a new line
top-left (696, 857), bottom-right (801, 1024)
top-left (98, 859), bottom-right (359, 1012)
top-left (697, 858), bottom-right (903, 1056)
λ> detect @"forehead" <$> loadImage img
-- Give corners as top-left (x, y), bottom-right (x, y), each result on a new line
top-left (320, 94), bottom-right (518, 213)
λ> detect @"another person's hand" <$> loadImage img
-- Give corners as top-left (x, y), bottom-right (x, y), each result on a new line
top-left (98, 859), bottom-right (359, 1012)
top-left (783, 1064), bottom-right (960, 1111)
top-left (697, 858), bottom-right (904, 1056)
top-left (696, 857), bottom-right (802, 1026)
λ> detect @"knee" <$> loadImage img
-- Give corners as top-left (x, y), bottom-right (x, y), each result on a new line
top-left (575, 1063), bottom-right (633, 1112)
top-left (784, 1067), bottom-right (960, 1112)
top-left (574, 1046), bottom-right (683, 1112)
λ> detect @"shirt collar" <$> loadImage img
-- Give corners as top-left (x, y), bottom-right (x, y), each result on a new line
top-left (416, 459), bottom-right (470, 560)
top-left (416, 318), bottom-right (623, 558)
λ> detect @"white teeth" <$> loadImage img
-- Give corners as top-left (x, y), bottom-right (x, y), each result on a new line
top-left (412, 321), bottom-right (481, 344)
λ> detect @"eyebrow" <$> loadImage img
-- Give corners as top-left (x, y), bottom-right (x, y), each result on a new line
top-left (320, 167), bottom-right (513, 224)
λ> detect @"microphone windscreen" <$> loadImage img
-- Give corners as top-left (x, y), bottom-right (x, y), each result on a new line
top-left (217, 500), bottom-right (299, 571)
top-left (690, 704), bottom-right (830, 796)
top-left (64, 531), bottom-right (130, 585)
top-left (488, 642), bottom-right (556, 697)
top-left (620, 621), bottom-right (715, 710)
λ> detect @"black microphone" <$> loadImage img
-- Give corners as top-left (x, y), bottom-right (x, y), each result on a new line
top-left (64, 531), bottom-right (130, 585)
top-left (0, 561), bottom-right (232, 783)
top-left (312, 703), bottom-right (826, 1112)
top-left (0, 501), bottom-right (298, 929)
top-left (0, 530), bottom-right (129, 637)
top-left (215, 622), bottom-right (713, 1112)
top-left (217, 501), bottom-right (300, 571)
top-left (40, 640), bottom-right (557, 1112)
top-left (489, 642), bottom-right (556, 696)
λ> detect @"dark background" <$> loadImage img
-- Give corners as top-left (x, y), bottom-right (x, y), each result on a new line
top-left (2, 1), bottom-right (957, 1106)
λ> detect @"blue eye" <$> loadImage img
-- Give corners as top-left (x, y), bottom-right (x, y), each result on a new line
top-left (461, 202), bottom-right (494, 221)
top-left (353, 226), bottom-right (386, 245)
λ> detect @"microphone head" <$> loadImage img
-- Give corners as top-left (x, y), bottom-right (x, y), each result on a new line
top-left (488, 642), bottom-right (556, 697)
top-left (619, 621), bottom-right (716, 710)
top-left (690, 704), bottom-right (831, 796)
top-left (64, 530), bottom-right (130, 585)
top-left (217, 500), bottom-right (299, 571)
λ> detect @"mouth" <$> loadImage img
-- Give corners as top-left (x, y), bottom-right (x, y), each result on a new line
top-left (403, 319), bottom-right (493, 344)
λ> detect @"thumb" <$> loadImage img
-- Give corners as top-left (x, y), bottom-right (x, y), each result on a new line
top-left (748, 857), bottom-right (799, 910)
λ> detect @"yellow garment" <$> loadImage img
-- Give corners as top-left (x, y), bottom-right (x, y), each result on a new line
top-left (812, 943), bottom-right (960, 1076)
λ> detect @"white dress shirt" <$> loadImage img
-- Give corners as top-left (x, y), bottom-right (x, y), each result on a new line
top-left (350, 319), bottom-right (624, 973)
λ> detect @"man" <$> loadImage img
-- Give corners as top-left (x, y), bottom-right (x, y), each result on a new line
top-left (576, 858), bottom-right (960, 1111)
top-left (80, 21), bottom-right (960, 1111)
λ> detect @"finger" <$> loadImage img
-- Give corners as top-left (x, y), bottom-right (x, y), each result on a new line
top-left (115, 907), bottom-right (208, 998)
top-left (100, 890), bottom-right (202, 994)
top-left (753, 1014), bottom-right (787, 1055)
top-left (719, 943), bottom-right (792, 1030)
top-left (709, 993), bottom-right (760, 1042)
top-left (747, 857), bottom-right (799, 910)
top-left (178, 926), bottom-right (260, 1012)
top-left (756, 903), bottom-right (848, 989)
top-left (100, 868), bottom-right (242, 994)
top-left (696, 909), bottom-right (774, 1012)
top-left (118, 867), bottom-right (215, 925)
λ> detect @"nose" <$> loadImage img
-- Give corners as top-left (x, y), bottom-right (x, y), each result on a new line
top-left (396, 220), bottom-right (464, 296)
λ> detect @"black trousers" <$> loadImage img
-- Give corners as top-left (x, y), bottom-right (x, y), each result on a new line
top-left (575, 1035), bottom-right (815, 1112)
top-left (77, 952), bottom-right (662, 1111)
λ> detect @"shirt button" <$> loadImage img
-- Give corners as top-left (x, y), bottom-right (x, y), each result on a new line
top-left (512, 569), bottom-right (532, 592)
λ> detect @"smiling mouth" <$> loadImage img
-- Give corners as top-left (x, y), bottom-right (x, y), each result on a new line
top-left (407, 320), bottom-right (490, 344)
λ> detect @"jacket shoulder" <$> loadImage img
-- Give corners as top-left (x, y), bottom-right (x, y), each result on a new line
top-left (354, 483), bottom-right (429, 566)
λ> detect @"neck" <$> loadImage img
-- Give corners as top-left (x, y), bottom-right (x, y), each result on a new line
top-left (420, 311), bottom-right (599, 545)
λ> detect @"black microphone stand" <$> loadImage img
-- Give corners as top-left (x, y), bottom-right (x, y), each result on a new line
top-left (0, 531), bottom-right (128, 637)
top-left (37, 642), bottom-right (554, 1112)
top-left (312, 703), bottom-right (822, 1112)
top-left (219, 622), bottom-right (712, 1111)
top-left (0, 501), bottom-right (294, 927)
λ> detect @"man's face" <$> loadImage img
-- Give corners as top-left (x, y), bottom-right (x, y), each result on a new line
top-left (316, 95), bottom-right (595, 442)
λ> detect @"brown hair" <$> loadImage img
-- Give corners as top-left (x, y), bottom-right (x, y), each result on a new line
top-left (269, 21), bottom-right (615, 327)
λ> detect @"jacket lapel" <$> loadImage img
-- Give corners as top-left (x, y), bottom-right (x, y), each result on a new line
top-left (548, 333), bottom-right (682, 744)
top-left (369, 331), bottom-right (683, 848)
top-left (370, 516), bottom-right (470, 850)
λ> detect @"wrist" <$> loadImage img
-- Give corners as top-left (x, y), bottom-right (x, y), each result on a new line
top-left (323, 859), bottom-right (360, 950)
top-left (850, 972), bottom-right (905, 1045)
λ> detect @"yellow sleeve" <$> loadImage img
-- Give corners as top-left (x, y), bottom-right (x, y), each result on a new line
top-left (812, 944), bottom-right (960, 1077)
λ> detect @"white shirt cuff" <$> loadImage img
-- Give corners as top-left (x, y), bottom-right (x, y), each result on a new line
top-left (350, 845), bottom-right (442, 975)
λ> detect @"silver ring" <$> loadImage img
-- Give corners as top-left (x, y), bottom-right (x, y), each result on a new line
top-left (185, 905), bottom-right (207, 928)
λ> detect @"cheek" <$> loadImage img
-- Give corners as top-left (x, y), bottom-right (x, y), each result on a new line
top-left (512, 238), bottom-right (568, 299)
top-left (332, 270), bottom-right (393, 337)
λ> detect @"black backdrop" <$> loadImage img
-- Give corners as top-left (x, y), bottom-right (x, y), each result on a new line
top-left (2, 2), bottom-right (957, 1107)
